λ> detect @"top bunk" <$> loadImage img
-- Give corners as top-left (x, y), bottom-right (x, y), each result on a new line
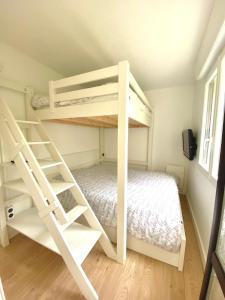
top-left (32, 61), bottom-right (153, 128)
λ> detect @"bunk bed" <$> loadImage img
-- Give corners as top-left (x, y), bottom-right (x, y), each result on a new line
top-left (30, 61), bottom-right (186, 271)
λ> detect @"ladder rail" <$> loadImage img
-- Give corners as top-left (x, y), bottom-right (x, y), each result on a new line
top-left (0, 119), bottom-right (50, 213)
top-left (0, 120), bottom-right (99, 299)
top-left (0, 100), bottom-right (68, 223)
top-left (0, 133), bottom-right (9, 247)
top-left (31, 112), bottom-right (116, 258)
top-left (43, 213), bottom-right (99, 300)
top-left (0, 97), bottom-right (118, 300)
top-left (33, 108), bottom-right (116, 258)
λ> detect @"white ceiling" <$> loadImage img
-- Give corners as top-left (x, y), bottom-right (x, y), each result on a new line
top-left (0, 0), bottom-right (215, 89)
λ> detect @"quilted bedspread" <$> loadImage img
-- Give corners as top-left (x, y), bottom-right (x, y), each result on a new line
top-left (56, 164), bottom-right (183, 253)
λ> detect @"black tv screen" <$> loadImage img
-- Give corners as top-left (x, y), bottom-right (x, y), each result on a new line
top-left (182, 129), bottom-right (197, 160)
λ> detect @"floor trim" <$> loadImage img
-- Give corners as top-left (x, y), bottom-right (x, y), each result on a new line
top-left (186, 194), bottom-right (207, 268)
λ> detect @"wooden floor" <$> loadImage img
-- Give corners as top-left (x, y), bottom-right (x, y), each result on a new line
top-left (0, 197), bottom-right (203, 300)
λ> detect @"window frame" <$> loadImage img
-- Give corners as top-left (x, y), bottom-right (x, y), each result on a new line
top-left (212, 55), bottom-right (225, 180)
top-left (199, 48), bottom-right (225, 181)
top-left (199, 68), bottom-right (218, 172)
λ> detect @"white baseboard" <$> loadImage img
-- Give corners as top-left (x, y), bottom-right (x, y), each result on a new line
top-left (186, 194), bottom-right (207, 268)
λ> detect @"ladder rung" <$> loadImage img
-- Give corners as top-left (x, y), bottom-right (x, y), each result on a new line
top-left (38, 159), bottom-right (62, 169)
top-left (4, 179), bottom-right (75, 196)
top-left (62, 205), bottom-right (88, 230)
top-left (51, 181), bottom-right (75, 194)
top-left (28, 141), bottom-right (51, 145)
top-left (16, 120), bottom-right (40, 125)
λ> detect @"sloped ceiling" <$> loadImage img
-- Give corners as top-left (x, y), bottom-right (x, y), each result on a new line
top-left (0, 0), bottom-right (215, 89)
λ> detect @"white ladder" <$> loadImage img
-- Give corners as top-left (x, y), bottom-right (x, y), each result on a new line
top-left (0, 98), bottom-right (116, 300)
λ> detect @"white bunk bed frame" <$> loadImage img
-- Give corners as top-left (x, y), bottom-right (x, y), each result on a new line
top-left (33, 61), bottom-right (186, 271)
top-left (0, 60), bottom-right (186, 272)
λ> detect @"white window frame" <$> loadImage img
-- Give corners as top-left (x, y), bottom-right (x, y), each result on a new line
top-left (211, 54), bottom-right (225, 179)
top-left (199, 48), bottom-right (225, 181)
top-left (199, 69), bottom-right (217, 172)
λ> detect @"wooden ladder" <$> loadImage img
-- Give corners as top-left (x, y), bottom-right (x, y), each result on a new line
top-left (0, 98), bottom-right (116, 300)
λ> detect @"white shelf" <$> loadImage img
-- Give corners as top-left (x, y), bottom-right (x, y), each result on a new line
top-left (0, 159), bottom-right (62, 170)
top-left (4, 178), bottom-right (75, 196)
top-left (28, 141), bottom-right (51, 145)
top-left (7, 208), bottom-right (101, 264)
top-left (16, 120), bottom-right (40, 125)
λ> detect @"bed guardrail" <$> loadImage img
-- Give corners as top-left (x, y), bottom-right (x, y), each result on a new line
top-left (129, 72), bottom-right (152, 112)
top-left (49, 61), bottom-right (152, 114)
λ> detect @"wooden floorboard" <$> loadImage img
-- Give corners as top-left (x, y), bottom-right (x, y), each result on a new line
top-left (0, 196), bottom-right (203, 300)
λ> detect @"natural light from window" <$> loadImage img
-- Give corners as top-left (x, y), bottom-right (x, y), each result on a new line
top-left (212, 56), bottom-right (225, 179)
top-left (199, 52), bottom-right (225, 180)
top-left (199, 71), bottom-right (217, 172)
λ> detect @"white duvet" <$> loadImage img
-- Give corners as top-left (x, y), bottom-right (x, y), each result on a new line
top-left (31, 93), bottom-right (118, 109)
top-left (56, 164), bottom-right (183, 253)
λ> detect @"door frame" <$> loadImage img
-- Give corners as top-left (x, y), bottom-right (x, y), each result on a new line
top-left (199, 107), bottom-right (225, 299)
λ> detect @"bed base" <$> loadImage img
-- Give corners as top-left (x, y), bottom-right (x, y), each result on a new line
top-left (67, 160), bottom-right (186, 271)
top-left (103, 224), bottom-right (186, 272)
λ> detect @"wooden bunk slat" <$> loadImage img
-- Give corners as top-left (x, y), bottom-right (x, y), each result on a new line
top-left (48, 115), bottom-right (147, 128)
top-left (93, 116), bottom-right (118, 127)
top-left (49, 118), bottom-right (114, 128)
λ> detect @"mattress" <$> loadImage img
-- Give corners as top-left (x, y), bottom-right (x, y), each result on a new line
top-left (31, 93), bottom-right (117, 109)
top-left (31, 88), bottom-right (145, 111)
top-left (56, 164), bottom-right (183, 253)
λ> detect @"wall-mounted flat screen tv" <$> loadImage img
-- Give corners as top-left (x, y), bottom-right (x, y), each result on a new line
top-left (182, 129), bottom-right (197, 160)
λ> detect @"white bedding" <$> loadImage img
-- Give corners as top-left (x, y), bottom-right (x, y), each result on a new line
top-left (31, 93), bottom-right (118, 109)
top-left (56, 164), bottom-right (183, 253)
top-left (31, 88), bottom-right (145, 111)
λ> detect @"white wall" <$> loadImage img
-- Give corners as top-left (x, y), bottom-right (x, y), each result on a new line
top-left (195, 0), bottom-right (225, 78)
top-left (147, 86), bottom-right (194, 174)
top-left (187, 79), bottom-right (217, 264)
top-left (0, 42), bottom-right (61, 93)
top-left (104, 85), bottom-right (194, 191)
top-left (0, 42), bottom-right (99, 169)
top-left (103, 127), bottom-right (148, 162)
top-left (0, 42), bottom-right (100, 220)
top-left (187, 0), bottom-right (225, 266)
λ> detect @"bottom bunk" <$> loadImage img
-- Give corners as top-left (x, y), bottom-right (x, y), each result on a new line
top-left (55, 163), bottom-right (186, 271)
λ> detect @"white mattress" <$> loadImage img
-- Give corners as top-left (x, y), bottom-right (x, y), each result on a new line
top-left (31, 88), bottom-right (144, 110)
top-left (31, 93), bottom-right (118, 109)
top-left (56, 164), bottom-right (183, 253)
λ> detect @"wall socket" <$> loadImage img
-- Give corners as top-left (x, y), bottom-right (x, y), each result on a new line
top-left (6, 206), bottom-right (14, 220)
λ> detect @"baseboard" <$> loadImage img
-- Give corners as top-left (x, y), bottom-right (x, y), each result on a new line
top-left (186, 194), bottom-right (207, 268)
top-left (103, 157), bottom-right (148, 169)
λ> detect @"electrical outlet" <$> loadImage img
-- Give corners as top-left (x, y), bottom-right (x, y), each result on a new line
top-left (6, 206), bottom-right (14, 220)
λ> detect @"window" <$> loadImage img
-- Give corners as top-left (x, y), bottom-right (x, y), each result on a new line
top-left (212, 56), bottom-right (225, 179)
top-left (199, 71), bottom-right (217, 172)
top-left (199, 53), bottom-right (225, 180)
